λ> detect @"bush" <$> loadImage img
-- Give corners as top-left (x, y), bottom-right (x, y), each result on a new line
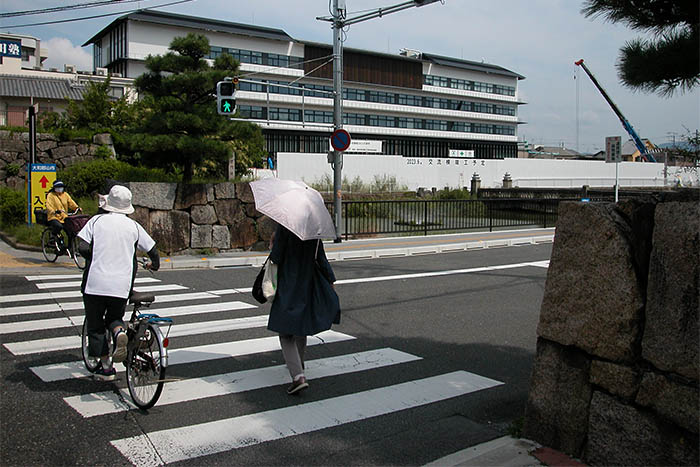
top-left (5, 163), bottom-right (20, 177)
top-left (58, 159), bottom-right (180, 198)
top-left (0, 186), bottom-right (26, 227)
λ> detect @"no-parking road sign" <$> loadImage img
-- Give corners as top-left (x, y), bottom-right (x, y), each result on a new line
top-left (330, 129), bottom-right (351, 152)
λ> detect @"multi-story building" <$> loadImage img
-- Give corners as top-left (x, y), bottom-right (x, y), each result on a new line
top-left (0, 33), bottom-right (133, 127)
top-left (83, 10), bottom-right (525, 160)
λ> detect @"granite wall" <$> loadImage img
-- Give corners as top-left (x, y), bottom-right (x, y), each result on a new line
top-left (126, 182), bottom-right (275, 255)
top-left (523, 192), bottom-right (699, 465)
top-left (0, 130), bottom-right (115, 189)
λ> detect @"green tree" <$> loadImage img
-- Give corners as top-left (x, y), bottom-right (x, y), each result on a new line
top-left (131, 33), bottom-right (264, 183)
top-left (582, 0), bottom-right (699, 96)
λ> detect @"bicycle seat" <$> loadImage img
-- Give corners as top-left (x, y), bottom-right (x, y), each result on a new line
top-left (129, 291), bottom-right (155, 304)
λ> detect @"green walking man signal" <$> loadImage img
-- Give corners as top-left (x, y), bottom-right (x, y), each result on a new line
top-left (216, 79), bottom-right (237, 115)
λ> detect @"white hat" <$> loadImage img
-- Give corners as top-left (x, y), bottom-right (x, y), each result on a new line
top-left (103, 185), bottom-right (134, 214)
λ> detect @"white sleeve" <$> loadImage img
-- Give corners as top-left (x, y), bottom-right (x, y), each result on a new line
top-left (77, 216), bottom-right (96, 243)
top-left (135, 222), bottom-right (156, 252)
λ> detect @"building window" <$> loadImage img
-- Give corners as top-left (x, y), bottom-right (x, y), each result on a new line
top-left (304, 110), bottom-right (333, 124)
top-left (425, 74), bottom-right (516, 97)
top-left (238, 105), bottom-right (265, 119)
top-left (368, 115), bottom-right (395, 127)
top-left (344, 113), bottom-right (366, 126)
top-left (269, 107), bottom-right (301, 122)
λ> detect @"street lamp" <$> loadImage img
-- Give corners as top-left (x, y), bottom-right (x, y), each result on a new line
top-left (317, 0), bottom-right (444, 242)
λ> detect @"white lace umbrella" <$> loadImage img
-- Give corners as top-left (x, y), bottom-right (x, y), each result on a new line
top-left (249, 178), bottom-right (336, 241)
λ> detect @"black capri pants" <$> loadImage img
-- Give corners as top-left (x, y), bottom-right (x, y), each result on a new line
top-left (83, 293), bottom-right (128, 357)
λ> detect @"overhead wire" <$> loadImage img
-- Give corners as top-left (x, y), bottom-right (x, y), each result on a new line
top-left (0, 0), bottom-right (194, 28)
top-left (1, 0), bottom-right (154, 18)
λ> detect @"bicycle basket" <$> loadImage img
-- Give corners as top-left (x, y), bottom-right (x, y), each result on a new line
top-left (34, 209), bottom-right (48, 226)
top-left (64, 215), bottom-right (90, 235)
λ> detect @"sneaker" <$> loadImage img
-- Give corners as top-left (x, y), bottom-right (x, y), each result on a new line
top-left (112, 330), bottom-right (128, 363)
top-left (94, 364), bottom-right (116, 382)
top-left (287, 377), bottom-right (309, 395)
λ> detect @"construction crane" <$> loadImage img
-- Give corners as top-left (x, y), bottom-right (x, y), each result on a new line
top-left (575, 59), bottom-right (656, 162)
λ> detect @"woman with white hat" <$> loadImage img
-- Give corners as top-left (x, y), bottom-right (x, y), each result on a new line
top-left (77, 185), bottom-right (161, 381)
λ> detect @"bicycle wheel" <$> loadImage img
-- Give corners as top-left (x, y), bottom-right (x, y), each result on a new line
top-left (126, 324), bottom-right (166, 409)
top-left (41, 229), bottom-right (59, 263)
top-left (81, 320), bottom-right (100, 373)
top-left (72, 236), bottom-right (86, 270)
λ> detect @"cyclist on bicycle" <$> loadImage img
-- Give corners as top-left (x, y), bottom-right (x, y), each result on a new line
top-left (77, 185), bottom-right (160, 381)
top-left (45, 180), bottom-right (81, 253)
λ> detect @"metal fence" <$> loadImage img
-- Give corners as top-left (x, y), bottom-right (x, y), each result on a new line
top-left (327, 198), bottom-right (563, 240)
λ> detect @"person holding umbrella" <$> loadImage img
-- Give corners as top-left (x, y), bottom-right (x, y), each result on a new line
top-left (250, 179), bottom-right (340, 395)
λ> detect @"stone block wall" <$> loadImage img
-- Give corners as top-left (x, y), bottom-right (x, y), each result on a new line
top-left (0, 130), bottom-right (116, 189)
top-left (127, 182), bottom-right (275, 255)
top-left (523, 192), bottom-right (699, 465)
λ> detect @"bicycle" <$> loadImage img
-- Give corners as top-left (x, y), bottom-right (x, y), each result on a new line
top-left (36, 208), bottom-right (90, 269)
top-left (80, 261), bottom-right (173, 409)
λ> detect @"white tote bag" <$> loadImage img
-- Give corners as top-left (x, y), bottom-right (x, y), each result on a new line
top-left (262, 260), bottom-right (278, 300)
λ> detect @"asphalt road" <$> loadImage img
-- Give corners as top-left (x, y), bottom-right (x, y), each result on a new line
top-left (0, 243), bottom-right (551, 466)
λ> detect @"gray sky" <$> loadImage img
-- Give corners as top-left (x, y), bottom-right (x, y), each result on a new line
top-left (2, 0), bottom-right (698, 153)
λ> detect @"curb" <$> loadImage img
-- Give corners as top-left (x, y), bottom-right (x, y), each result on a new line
top-left (159, 233), bottom-right (554, 270)
top-left (0, 231), bottom-right (42, 252)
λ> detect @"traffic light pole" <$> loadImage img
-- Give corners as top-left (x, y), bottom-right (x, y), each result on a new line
top-left (331, 0), bottom-right (344, 242)
top-left (323, 0), bottom-right (443, 242)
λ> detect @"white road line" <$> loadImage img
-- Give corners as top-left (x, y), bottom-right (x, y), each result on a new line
top-left (25, 274), bottom-right (84, 281)
top-left (0, 284), bottom-right (187, 304)
top-left (0, 300), bottom-right (258, 335)
top-left (0, 292), bottom-right (222, 317)
top-left (334, 261), bottom-right (548, 286)
top-left (5, 315), bottom-right (270, 355)
top-left (35, 277), bottom-right (160, 289)
top-left (528, 260), bottom-right (550, 268)
top-left (111, 370), bottom-right (503, 466)
top-left (0, 316), bottom-right (83, 334)
top-left (0, 302), bottom-right (81, 317)
top-left (64, 348), bottom-right (422, 418)
top-left (30, 330), bottom-right (355, 382)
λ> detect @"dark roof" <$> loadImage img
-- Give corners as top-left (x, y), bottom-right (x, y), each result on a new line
top-left (421, 53), bottom-right (525, 80)
top-left (83, 10), bottom-right (293, 46)
top-left (0, 75), bottom-right (85, 100)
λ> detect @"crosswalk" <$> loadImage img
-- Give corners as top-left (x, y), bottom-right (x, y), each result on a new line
top-left (2, 271), bottom-right (504, 465)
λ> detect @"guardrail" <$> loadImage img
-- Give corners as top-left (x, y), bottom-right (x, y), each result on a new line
top-left (327, 198), bottom-right (564, 240)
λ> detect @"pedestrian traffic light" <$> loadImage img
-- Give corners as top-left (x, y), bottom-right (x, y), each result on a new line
top-left (216, 80), bottom-right (236, 116)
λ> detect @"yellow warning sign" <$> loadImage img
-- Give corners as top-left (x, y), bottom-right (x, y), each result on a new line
top-left (28, 163), bottom-right (56, 224)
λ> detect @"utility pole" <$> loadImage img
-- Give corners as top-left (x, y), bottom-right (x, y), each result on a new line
top-left (331, 0), bottom-right (344, 242)
top-left (320, 0), bottom-right (444, 242)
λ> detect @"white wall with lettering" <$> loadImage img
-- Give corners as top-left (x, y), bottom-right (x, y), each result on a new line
top-left (276, 153), bottom-right (698, 189)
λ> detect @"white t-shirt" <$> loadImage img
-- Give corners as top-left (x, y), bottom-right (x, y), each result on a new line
top-left (78, 212), bottom-right (156, 299)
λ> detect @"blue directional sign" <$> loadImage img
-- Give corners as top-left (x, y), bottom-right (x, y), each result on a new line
top-left (331, 129), bottom-right (351, 152)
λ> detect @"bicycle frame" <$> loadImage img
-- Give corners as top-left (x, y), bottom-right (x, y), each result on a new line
top-left (127, 302), bottom-right (172, 369)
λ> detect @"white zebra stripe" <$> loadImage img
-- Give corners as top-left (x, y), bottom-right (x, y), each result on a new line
top-left (5, 315), bottom-right (270, 355)
top-left (0, 292), bottom-right (223, 317)
top-left (35, 277), bottom-right (160, 289)
top-left (25, 274), bottom-right (83, 281)
top-left (30, 330), bottom-right (355, 382)
top-left (0, 301), bottom-right (257, 334)
top-left (0, 284), bottom-right (186, 304)
top-left (64, 348), bottom-right (422, 418)
top-left (111, 371), bottom-right (503, 466)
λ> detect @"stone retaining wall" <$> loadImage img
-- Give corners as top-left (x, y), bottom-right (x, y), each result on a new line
top-left (523, 192), bottom-right (699, 465)
top-left (0, 130), bottom-right (114, 189)
top-left (126, 182), bottom-right (275, 255)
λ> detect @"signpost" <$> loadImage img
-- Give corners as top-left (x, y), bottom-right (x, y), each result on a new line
top-left (330, 128), bottom-right (351, 152)
top-left (27, 163), bottom-right (56, 224)
top-left (605, 136), bottom-right (622, 202)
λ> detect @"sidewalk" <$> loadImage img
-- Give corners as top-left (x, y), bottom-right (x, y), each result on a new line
top-left (426, 436), bottom-right (587, 466)
top-left (161, 228), bottom-right (555, 269)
